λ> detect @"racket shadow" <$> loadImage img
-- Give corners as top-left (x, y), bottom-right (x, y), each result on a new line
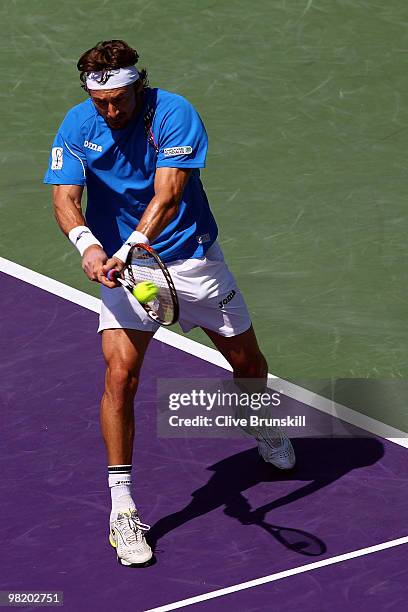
top-left (222, 490), bottom-right (326, 556)
top-left (259, 523), bottom-right (326, 556)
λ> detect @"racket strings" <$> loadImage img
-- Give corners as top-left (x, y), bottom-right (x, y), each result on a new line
top-left (127, 252), bottom-right (175, 324)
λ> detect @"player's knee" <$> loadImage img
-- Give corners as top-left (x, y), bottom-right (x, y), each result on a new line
top-left (233, 351), bottom-right (268, 381)
top-left (105, 363), bottom-right (139, 397)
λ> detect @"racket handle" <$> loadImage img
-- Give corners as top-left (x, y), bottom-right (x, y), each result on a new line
top-left (107, 269), bottom-right (120, 281)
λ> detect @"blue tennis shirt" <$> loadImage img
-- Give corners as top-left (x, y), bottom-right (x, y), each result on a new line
top-left (44, 87), bottom-right (218, 261)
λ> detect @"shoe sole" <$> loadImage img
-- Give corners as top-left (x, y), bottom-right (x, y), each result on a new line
top-left (117, 556), bottom-right (155, 567)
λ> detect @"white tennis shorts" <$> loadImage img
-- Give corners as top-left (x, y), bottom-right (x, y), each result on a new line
top-left (98, 242), bottom-right (252, 337)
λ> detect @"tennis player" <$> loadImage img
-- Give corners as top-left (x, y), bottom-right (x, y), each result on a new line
top-left (44, 39), bottom-right (296, 567)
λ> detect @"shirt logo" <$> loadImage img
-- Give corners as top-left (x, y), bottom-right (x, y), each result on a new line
top-left (51, 147), bottom-right (63, 170)
top-left (84, 140), bottom-right (103, 152)
top-left (163, 146), bottom-right (192, 157)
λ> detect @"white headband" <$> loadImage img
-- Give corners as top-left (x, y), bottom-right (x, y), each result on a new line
top-left (86, 66), bottom-right (139, 90)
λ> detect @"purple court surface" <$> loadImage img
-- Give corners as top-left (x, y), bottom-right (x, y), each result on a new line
top-left (1, 271), bottom-right (408, 611)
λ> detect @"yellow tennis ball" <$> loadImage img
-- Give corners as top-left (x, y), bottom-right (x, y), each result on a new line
top-left (132, 281), bottom-right (158, 303)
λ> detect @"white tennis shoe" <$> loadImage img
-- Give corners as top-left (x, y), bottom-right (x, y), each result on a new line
top-left (256, 428), bottom-right (296, 470)
top-left (109, 509), bottom-right (153, 566)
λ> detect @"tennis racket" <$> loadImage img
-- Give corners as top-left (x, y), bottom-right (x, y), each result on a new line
top-left (107, 243), bottom-right (179, 326)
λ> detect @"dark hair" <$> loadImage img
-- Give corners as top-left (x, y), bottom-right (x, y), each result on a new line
top-left (77, 39), bottom-right (148, 90)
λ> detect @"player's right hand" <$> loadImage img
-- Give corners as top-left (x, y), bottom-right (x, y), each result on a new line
top-left (81, 245), bottom-right (113, 286)
top-left (101, 257), bottom-right (126, 288)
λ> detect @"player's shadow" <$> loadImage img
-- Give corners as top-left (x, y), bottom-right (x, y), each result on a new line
top-left (148, 437), bottom-right (384, 557)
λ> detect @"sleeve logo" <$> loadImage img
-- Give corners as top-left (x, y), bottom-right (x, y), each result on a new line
top-left (163, 146), bottom-right (193, 157)
top-left (51, 147), bottom-right (63, 170)
top-left (196, 233), bottom-right (211, 244)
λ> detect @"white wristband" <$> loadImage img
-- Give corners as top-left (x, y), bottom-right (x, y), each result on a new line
top-left (68, 225), bottom-right (103, 257)
top-left (113, 230), bottom-right (150, 264)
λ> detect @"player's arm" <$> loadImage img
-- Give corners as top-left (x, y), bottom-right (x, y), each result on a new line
top-left (137, 167), bottom-right (191, 239)
top-left (52, 184), bottom-right (85, 233)
top-left (103, 167), bottom-right (191, 273)
top-left (52, 184), bottom-right (115, 287)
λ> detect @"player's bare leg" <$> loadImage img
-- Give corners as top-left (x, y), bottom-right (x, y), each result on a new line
top-left (203, 325), bottom-right (296, 469)
top-left (203, 325), bottom-right (268, 381)
top-left (101, 328), bottom-right (154, 566)
top-left (101, 328), bottom-right (153, 464)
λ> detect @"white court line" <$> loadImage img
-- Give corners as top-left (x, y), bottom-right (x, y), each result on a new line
top-left (145, 535), bottom-right (408, 612)
top-left (1, 255), bottom-right (407, 448)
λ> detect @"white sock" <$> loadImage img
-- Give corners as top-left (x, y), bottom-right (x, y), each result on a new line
top-left (108, 464), bottom-right (136, 521)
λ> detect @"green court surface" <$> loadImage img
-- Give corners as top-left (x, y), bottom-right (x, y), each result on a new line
top-left (1, 1), bottom-right (407, 429)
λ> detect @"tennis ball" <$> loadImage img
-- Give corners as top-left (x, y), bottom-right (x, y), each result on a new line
top-left (132, 281), bottom-right (158, 303)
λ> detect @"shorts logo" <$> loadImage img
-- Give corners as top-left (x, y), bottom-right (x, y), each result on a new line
top-left (51, 147), bottom-right (63, 170)
top-left (218, 290), bottom-right (236, 309)
top-left (196, 233), bottom-right (210, 244)
top-left (84, 140), bottom-right (103, 152)
top-left (163, 146), bottom-right (192, 157)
